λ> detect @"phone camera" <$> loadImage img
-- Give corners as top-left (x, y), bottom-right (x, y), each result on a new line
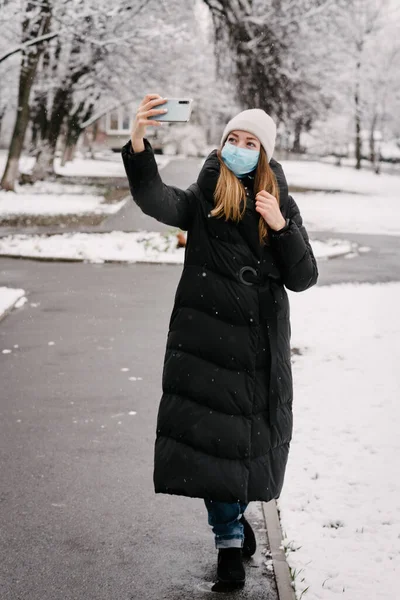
top-left (179, 100), bottom-right (189, 104)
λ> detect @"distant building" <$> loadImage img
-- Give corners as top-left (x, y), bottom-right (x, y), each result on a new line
top-left (83, 104), bottom-right (162, 153)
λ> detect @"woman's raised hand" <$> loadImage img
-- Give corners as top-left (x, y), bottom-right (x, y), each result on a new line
top-left (255, 190), bottom-right (286, 231)
top-left (130, 94), bottom-right (167, 152)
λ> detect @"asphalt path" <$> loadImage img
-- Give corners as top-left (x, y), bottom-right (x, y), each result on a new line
top-left (1, 155), bottom-right (399, 599)
top-left (0, 259), bottom-right (278, 600)
top-left (99, 156), bottom-right (204, 234)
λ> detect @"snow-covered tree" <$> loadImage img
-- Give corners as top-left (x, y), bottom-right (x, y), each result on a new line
top-left (358, 16), bottom-right (400, 170)
top-left (1, 0), bottom-right (52, 190)
top-left (28, 0), bottom-right (158, 180)
top-left (203, 0), bottom-right (338, 123)
top-left (325, 0), bottom-right (395, 169)
top-left (1, 0), bottom-right (223, 187)
top-left (202, 0), bottom-right (400, 167)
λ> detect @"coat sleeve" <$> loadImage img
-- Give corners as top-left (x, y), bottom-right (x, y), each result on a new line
top-left (121, 138), bottom-right (197, 230)
top-left (268, 194), bottom-right (319, 292)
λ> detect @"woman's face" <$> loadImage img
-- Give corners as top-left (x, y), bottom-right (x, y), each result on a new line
top-left (226, 130), bottom-right (261, 151)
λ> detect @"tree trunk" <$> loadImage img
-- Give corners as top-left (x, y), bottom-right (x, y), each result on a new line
top-left (61, 122), bottom-right (81, 166)
top-left (87, 121), bottom-right (99, 159)
top-left (30, 87), bottom-right (71, 181)
top-left (0, 106), bottom-right (5, 142)
top-left (61, 101), bottom-right (94, 166)
top-left (354, 47), bottom-right (362, 171)
top-left (29, 141), bottom-right (55, 180)
top-left (0, 2), bottom-right (51, 191)
top-left (60, 142), bottom-right (76, 166)
top-left (292, 118), bottom-right (303, 153)
top-left (355, 90), bottom-right (362, 170)
top-left (30, 92), bottom-right (49, 151)
top-left (369, 112), bottom-right (378, 171)
top-left (30, 44), bottom-right (91, 181)
top-left (1, 62), bottom-right (38, 190)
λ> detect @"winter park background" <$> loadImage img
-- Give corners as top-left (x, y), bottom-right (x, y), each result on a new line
top-left (0, 1), bottom-right (399, 599)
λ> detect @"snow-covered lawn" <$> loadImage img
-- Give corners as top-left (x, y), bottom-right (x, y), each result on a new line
top-left (55, 153), bottom-right (171, 177)
top-left (0, 231), bottom-right (367, 263)
top-left (280, 159), bottom-right (400, 236)
top-left (0, 180), bottom-right (126, 219)
top-left (0, 149), bottom-right (170, 180)
top-left (282, 159), bottom-right (400, 196)
top-left (0, 287), bottom-right (26, 323)
top-left (291, 191), bottom-right (400, 236)
top-left (279, 281), bottom-right (400, 600)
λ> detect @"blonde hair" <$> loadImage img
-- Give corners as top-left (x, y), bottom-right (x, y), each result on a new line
top-left (211, 145), bottom-right (280, 246)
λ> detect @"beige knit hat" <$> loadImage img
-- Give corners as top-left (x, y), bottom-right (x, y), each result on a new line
top-left (220, 108), bottom-right (277, 161)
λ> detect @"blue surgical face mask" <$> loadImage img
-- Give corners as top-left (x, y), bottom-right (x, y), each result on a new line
top-left (221, 142), bottom-right (260, 177)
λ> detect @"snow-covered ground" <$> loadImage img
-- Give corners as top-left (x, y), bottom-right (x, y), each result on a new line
top-left (280, 159), bottom-right (400, 236)
top-left (0, 287), bottom-right (26, 323)
top-left (281, 159), bottom-right (399, 196)
top-left (55, 153), bottom-right (171, 177)
top-left (0, 150), bottom-right (169, 223)
top-left (290, 191), bottom-right (400, 236)
top-left (0, 231), bottom-right (367, 263)
top-left (279, 281), bottom-right (400, 600)
top-left (0, 180), bottom-right (125, 217)
top-left (0, 149), bottom-right (170, 180)
top-left (1, 150), bottom-right (398, 236)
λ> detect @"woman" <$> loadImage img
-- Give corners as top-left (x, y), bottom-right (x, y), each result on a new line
top-left (121, 93), bottom-right (318, 588)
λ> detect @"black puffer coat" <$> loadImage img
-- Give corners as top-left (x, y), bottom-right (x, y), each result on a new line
top-left (122, 139), bottom-right (318, 504)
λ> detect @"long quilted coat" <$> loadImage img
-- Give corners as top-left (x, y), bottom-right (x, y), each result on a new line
top-left (121, 138), bottom-right (318, 504)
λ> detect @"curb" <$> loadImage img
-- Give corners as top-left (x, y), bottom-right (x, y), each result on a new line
top-left (0, 242), bottom-right (359, 265)
top-left (262, 500), bottom-right (296, 600)
top-left (0, 253), bottom-right (183, 265)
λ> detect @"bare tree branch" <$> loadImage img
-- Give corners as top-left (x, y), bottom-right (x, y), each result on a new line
top-left (0, 31), bottom-right (59, 64)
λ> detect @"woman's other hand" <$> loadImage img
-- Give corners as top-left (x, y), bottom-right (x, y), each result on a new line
top-left (255, 190), bottom-right (286, 231)
top-left (130, 94), bottom-right (168, 152)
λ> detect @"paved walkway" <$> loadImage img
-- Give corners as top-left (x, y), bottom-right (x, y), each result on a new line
top-left (0, 258), bottom-right (279, 600)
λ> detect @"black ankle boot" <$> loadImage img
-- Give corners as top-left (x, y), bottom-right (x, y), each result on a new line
top-left (217, 548), bottom-right (245, 585)
top-left (240, 515), bottom-right (257, 557)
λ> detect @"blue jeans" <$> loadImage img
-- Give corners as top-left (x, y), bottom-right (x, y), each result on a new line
top-left (204, 500), bottom-right (249, 549)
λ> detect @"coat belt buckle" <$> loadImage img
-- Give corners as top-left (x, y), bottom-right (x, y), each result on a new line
top-left (238, 266), bottom-right (258, 286)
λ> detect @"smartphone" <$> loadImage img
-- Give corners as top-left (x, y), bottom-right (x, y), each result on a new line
top-left (156, 98), bottom-right (193, 122)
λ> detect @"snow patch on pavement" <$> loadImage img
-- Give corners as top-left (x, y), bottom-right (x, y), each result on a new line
top-left (279, 281), bottom-right (400, 600)
top-left (0, 231), bottom-right (363, 263)
top-left (0, 287), bottom-right (26, 321)
top-left (14, 296), bottom-right (28, 308)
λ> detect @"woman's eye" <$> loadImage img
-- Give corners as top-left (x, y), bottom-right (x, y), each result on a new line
top-left (248, 142), bottom-right (255, 147)
top-left (228, 137), bottom-right (236, 143)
